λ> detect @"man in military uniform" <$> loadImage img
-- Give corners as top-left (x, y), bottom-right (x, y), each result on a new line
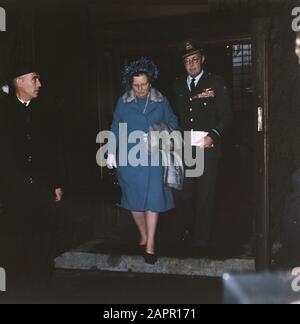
top-left (172, 41), bottom-right (232, 253)
top-left (0, 63), bottom-right (65, 298)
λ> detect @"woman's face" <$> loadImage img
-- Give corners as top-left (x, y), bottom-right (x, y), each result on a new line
top-left (132, 74), bottom-right (151, 98)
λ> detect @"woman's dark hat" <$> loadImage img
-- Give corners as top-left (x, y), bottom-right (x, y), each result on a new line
top-left (122, 57), bottom-right (159, 84)
top-left (181, 40), bottom-right (205, 59)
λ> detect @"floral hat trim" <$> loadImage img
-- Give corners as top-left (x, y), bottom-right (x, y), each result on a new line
top-left (122, 57), bottom-right (159, 84)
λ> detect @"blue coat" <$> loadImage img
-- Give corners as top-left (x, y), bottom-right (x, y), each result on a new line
top-left (110, 88), bottom-right (178, 212)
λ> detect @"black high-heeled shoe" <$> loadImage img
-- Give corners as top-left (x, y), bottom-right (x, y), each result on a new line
top-left (143, 252), bottom-right (157, 265)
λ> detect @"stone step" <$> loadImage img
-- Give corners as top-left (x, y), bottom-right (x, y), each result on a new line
top-left (55, 252), bottom-right (255, 278)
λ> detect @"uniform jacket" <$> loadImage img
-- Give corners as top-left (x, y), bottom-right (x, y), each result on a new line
top-left (172, 71), bottom-right (232, 146)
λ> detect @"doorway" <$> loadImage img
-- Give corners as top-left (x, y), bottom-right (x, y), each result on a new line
top-left (94, 9), bottom-right (267, 267)
top-left (112, 40), bottom-right (255, 258)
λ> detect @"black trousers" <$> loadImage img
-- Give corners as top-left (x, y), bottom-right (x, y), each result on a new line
top-left (175, 148), bottom-right (219, 247)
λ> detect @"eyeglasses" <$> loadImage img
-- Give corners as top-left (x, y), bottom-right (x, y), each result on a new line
top-left (132, 82), bottom-right (150, 90)
top-left (184, 57), bottom-right (201, 66)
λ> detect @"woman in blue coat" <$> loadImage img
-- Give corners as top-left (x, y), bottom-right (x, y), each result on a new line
top-left (107, 58), bottom-right (178, 264)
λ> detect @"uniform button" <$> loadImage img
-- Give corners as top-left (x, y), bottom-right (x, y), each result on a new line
top-left (190, 108), bottom-right (193, 112)
top-left (29, 178), bottom-right (34, 184)
top-left (203, 102), bottom-right (207, 106)
top-left (189, 98), bottom-right (193, 102)
top-left (28, 156), bottom-right (32, 162)
top-left (190, 118), bottom-right (194, 122)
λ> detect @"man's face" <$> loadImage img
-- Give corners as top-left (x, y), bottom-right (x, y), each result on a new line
top-left (16, 72), bottom-right (42, 100)
top-left (184, 53), bottom-right (205, 78)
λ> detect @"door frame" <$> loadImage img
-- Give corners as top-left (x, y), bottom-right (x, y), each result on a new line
top-left (252, 16), bottom-right (271, 271)
top-left (94, 12), bottom-right (272, 269)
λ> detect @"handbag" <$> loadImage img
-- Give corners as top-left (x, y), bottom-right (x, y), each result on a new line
top-left (101, 168), bottom-right (121, 203)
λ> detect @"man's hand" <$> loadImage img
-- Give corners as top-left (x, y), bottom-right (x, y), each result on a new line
top-left (55, 188), bottom-right (64, 203)
top-left (203, 136), bottom-right (214, 149)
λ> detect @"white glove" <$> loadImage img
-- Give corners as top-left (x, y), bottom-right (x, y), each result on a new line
top-left (107, 154), bottom-right (117, 169)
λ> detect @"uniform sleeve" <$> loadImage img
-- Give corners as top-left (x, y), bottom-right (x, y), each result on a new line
top-left (208, 77), bottom-right (232, 144)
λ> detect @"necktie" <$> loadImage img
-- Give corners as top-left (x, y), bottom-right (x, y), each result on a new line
top-left (190, 78), bottom-right (196, 95)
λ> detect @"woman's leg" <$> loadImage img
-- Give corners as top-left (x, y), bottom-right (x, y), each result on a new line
top-left (145, 211), bottom-right (159, 255)
top-left (132, 212), bottom-right (147, 245)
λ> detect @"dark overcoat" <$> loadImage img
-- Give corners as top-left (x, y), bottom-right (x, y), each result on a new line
top-left (0, 93), bottom-right (65, 231)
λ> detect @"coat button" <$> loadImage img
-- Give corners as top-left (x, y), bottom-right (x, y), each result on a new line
top-left (28, 156), bottom-right (32, 162)
top-left (203, 102), bottom-right (207, 106)
top-left (29, 177), bottom-right (34, 184)
top-left (190, 118), bottom-right (194, 122)
top-left (189, 98), bottom-right (193, 102)
top-left (26, 134), bottom-right (31, 140)
top-left (190, 108), bottom-right (193, 112)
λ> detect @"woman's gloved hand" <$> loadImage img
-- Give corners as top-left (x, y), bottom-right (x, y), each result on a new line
top-left (107, 154), bottom-right (117, 169)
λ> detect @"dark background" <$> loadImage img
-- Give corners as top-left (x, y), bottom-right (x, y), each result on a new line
top-left (0, 0), bottom-right (300, 259)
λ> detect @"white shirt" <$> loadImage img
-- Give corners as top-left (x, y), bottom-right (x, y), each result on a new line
top-left (187, 70), bottom-right (205, 91)
top-left (17, 97), bottom-right (31, 107)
